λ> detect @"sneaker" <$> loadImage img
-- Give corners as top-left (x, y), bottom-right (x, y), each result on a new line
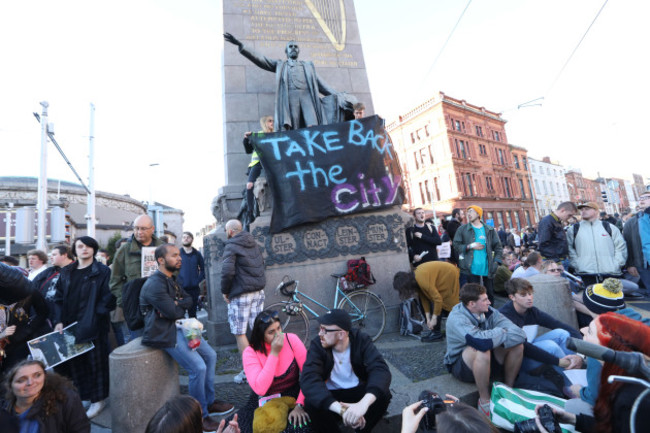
top-left (208, 400), bottom-right (234, 416)
top-left (477, 398), bottom-right (490, 418)
top-left (421, 331), bottom-right (444, 342)
top-left (86, 400), bottom-right (106, 419)
top-left (233, 369), bottom-right (247, 384)
top-left (202, 415), bottom-right (221, 432)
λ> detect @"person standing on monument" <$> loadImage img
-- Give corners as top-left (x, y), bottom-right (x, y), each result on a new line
top-left (242, 116), bottom-right (274, 224)
top-left (353, 103), bottom-right (365, 119)
top-left (224, 33), bottom-right (354, 130)
top-left (221, 219), bottom-right (266, 384)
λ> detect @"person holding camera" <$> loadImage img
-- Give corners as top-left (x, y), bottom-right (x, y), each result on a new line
top-left (400, 396), bottom-right (499, 433)
top-left (444, 283), bottom-right (526, 417)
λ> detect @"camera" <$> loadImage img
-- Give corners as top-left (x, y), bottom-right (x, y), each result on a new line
top-left (417, 390), bottom-right (454, 431)
top-left (513, 404), bottom-right (562, 433)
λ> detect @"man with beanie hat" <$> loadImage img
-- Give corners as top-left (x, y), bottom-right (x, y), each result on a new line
top-left (453, 205), bottom-right (503, 303)
top-left (301, 309), bottom-right (392, 433)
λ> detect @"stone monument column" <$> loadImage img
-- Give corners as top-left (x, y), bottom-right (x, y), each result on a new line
top-left (206, 0), bottom-right (409, 345)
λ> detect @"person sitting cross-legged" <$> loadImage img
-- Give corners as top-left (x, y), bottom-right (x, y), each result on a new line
top-left (444, 283), bottom-right (525, 418)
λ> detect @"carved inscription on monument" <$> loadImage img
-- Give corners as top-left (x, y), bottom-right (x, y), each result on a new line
top-left (367, 223), bottom-right (388, 244)
top-left (304, 229), bottom-right (328, 251)
top-left (336, 226), bottom-right (359, 247)
top-left (272, 233), bottom-right (296, 255)
top-left (231, 0), bottom-right (360, 67)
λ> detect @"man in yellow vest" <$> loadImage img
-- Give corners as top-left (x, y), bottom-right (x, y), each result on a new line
top-left (243, 116), bottom-right (274, 223)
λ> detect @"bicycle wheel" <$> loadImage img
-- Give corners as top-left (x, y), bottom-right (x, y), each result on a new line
top-left (265, 302), bottom-right (310, 345)
top-left (337, 291), bottom-right (386, 341)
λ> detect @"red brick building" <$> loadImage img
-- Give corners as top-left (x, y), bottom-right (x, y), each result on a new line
top-left (387, 92), bottom-right (537, 230)
top-left (565, 169), bottom-right (589, 203)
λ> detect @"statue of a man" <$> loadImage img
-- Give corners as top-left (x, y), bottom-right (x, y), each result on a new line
top-left (224, 33), bottom-right (355, 130)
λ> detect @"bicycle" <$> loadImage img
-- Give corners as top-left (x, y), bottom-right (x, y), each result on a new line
top-left (265, 274), bottom-right (387, 344)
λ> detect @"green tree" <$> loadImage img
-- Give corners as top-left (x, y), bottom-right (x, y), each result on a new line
top-left (105, 231), bottom-right (124, 265)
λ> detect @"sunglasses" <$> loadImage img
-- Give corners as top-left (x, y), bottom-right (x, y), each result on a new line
top-left (319, 326), bottom-right (341, 334)
top-left (259, 310), bottom-right (280, 324)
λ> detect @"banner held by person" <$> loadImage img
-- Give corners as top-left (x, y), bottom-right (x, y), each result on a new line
top-left (251, 115), bottom-right (404, 233)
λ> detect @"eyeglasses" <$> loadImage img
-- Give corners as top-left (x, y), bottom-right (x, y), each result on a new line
top-left (259, 310), bottom-right (280, 324)
top-left (318, 326), bottom-right (341, 335)
top-left (133, 226), bottom-right (153, 231)
top-left (641, 196), bottom-right (650, 201)
top-left (548, 268), bottom-right (562, 273)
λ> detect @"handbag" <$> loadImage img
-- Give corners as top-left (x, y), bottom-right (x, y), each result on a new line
top-left (490, 382), bottom-right (577, 432)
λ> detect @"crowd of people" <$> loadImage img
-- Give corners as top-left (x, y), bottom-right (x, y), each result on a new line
top-left (0, 189), bottom-right (648, 433)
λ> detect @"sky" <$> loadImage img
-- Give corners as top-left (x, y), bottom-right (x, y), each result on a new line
top-left (1, 0), bottom-right (648, 233)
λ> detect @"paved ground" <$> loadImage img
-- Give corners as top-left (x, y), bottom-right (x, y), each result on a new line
top-left (90, 293), bottom-right (650, 433)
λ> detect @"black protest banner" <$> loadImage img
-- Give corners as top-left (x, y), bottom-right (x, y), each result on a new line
top-left (251, 115), bottom-right (404, 233)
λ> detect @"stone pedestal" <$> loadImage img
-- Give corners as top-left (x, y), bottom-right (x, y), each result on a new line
top-left (204, 206), bottom-right (412, 345)
top-left (109, 337), bottom-right (179, 433)
top-left (527, 274), bottom-right (579, 332)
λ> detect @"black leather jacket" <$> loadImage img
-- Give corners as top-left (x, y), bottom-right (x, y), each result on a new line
top-left (0, 263), bottom-right (33, 304)
top-left (140, 270), bottom-right (192, 349)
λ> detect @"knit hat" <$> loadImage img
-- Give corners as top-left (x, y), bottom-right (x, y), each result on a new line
top-left (582, 278), bottom-right (625, 315)
top-left (467, 205), bottom-right (483, 220)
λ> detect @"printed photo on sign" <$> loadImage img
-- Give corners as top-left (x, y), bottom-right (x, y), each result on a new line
top-left (141, 246), bottom-right (157, 277)
top-left (27, 322), bottom-right (94, 369)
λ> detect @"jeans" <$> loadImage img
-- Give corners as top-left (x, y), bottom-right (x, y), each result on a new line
top-left (111, 321), bottom-right (131, 347)
top-left (466, 274), bottom-right (494, 304)
top-left (521, 328), bottom-right (573, 372)
top-left (164, 328), bottom-right (217, 416)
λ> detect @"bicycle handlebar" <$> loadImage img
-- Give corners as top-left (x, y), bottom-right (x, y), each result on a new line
top-left (275, 280), bottom-right (297, 296)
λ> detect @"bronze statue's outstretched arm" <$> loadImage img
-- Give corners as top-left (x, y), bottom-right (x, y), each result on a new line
top-left (224, 32), bottom-right (242, 48)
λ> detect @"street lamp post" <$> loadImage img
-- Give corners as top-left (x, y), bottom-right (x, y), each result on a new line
top-left (36, 101), bottom-right (49, 252)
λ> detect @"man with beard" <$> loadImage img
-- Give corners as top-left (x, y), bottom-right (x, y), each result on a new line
top-left (179, 232), bottom-right (205, 318)
top-left (140, 244), bottom-right (234, 431)
top-left (301, 309), bottom-right (391, 433)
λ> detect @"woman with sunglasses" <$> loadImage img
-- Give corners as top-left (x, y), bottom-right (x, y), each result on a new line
top-left (235, 309), bottom-right (311, 433)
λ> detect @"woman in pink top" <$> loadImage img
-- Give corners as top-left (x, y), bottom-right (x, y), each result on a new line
top-left (236, 310), bottom-right (312, 433)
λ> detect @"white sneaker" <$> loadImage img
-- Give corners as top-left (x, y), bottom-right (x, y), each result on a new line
top-left (233, 369), bottom-right (247, 384)
top-left (86, 400), bottom-right (106, 419)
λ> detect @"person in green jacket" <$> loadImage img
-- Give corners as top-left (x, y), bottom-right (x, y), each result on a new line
top-left (452, 205), bottom-right (503, 303)
top-left (109, 214), bottom-right (163, 342)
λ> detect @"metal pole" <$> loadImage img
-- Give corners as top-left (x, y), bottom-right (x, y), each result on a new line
top-left (86, 103), bottom-right (96, 237)
top-left (4, 203), bottom-right (12, 255)
top-left (36, 101), bottom-right (49, 252)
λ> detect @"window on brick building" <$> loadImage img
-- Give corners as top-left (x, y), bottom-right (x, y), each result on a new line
top-left (522, 157), bottom-right (528, 170)
top-left (455, 120), bottom-right (462, 132)
top-left (514, 212), bottom-right (521, 230)
top-left (519, 179), bottom-right (526, 198)
top-left (486, 176), bottom-right (494, 191)
top-left (505, 212), bottom-right (513, 229)
top-left (462, 121), bottom-right (466, 132)
top-left (475, 125), bottom-right (483, 137)
top-left (504, 178), bottom-right (512, 198)
top-left (498, 149), bottom-right (505, 165)
top-left (466, 173), bottom-right (474, 196)
top-left (514, 155), bottom-right (520, 169)
top-left (528, 180), bottom-right (533, 197)
top-left (494, 131), bottom-right (501, 142)
top-left (525, 211), bottom-right (532, 226)
top-left (497, 212), bottom-right (505, 229)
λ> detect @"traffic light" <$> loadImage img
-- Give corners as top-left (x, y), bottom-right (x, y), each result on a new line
top-left (601, 191), bottom-right (608, 203)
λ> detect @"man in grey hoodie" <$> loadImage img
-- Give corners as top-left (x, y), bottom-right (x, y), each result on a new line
top-left (444, 283), bottom-right (525, 417)
top-left (221, 219), bottom-right (266, 383)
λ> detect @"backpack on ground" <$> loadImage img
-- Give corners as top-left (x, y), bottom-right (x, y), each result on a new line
top-left (122, 277), bottom-right (148, 331)
top-left (399, 297), bottom-right (425, 338)
top-left (572, 221), bottom-right (612, 249)
top-left (345, 257), bottom-right (376, 289)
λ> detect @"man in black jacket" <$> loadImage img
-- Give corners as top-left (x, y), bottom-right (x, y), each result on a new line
top-left (140, 244), bottom-right (233, 431)
top-left (301, 309), bottom-right (391, 433)
top-left (221, 219), bottom-right (266, 384)
top-left (538, 201), bottom-right (577, 264)
top-left (406, 208), bottom-right (442, 267)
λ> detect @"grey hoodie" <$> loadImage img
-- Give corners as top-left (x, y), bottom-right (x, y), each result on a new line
top-left (444, 303), bottom-right (526, 367)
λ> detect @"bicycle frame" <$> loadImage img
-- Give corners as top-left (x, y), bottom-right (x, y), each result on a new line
top-left (285, 280), bottom-right (362, 319)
